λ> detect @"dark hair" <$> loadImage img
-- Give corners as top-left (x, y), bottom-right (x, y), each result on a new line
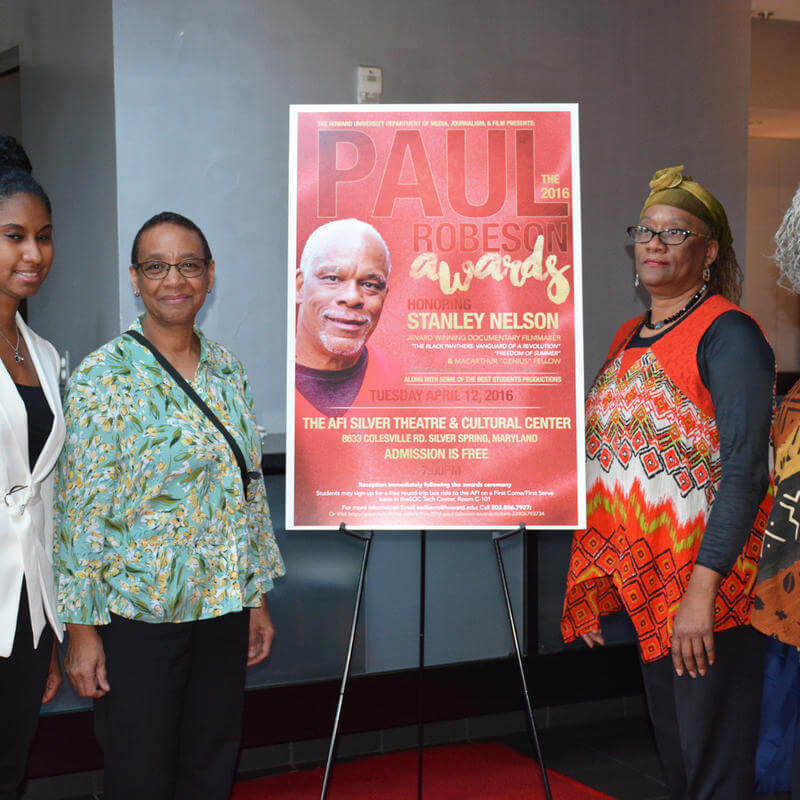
top-left (0, 135), bottom-right (51, 215)
top-left (708, 246), bottom-right (742, 305)
top-left (131, 211), bottom-right (212, 264)
top-left (0, 135), bottom-right (32, 173)
top-left (0, 169), bottom-right (52, 216)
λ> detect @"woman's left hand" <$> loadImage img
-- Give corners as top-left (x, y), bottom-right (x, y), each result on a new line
top-left (671, 564), bottom-right (721, 679)
top-left (248, 596), bottom-right (275, 667)
top-left (41, 639), bottom-right (63, 704)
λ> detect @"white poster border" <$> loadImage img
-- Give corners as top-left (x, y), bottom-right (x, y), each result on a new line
top-left (286, 103), bottom-right (585, 531)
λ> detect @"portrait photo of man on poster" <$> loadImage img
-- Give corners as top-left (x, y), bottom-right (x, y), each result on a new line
top-left (295, 219), bottom-right (396, 417)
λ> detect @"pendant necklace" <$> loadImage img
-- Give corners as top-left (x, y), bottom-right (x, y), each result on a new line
top-left (644, 283), bottom-right (708, 331)
top-left (0, 326), bottom-right (24, 363)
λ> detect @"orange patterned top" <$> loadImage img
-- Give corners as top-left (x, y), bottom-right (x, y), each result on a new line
top-left (562, 295), bottom-right (771, 662)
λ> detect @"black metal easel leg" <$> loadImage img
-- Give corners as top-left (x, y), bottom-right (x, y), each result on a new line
top-left (493, 524), bottom-right (553, 800)
top-left (320, 524), bottom-right (374, 800)
top-left (417, 530), bottom-right (426, 800)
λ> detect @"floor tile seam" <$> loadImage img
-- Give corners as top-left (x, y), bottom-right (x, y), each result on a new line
top-left (582, 743), bottom-right (668, 786)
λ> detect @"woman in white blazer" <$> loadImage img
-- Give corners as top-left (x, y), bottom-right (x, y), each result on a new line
top-left (0, 139), bottom-right (66, 800)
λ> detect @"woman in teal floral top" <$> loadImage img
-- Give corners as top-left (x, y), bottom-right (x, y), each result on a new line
top-left (54, 212), bottom-right (284, 800)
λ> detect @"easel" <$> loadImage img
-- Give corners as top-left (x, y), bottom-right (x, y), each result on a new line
top-left (319, 522), bottom-right (552, 800)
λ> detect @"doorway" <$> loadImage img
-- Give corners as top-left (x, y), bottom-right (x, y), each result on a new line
top-left (747, 12), bottom-right (800, 391)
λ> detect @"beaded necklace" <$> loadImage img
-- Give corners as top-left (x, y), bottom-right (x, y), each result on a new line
top-left (643, 282), bottom-right (708, 331)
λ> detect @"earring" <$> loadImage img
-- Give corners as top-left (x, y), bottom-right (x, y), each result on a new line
top-left (634, 273), bottom-right (640, 288)
top-left (134, 290), bottom-right (140, 297)
top-left (207, 289), bottom-right (212, 295)
top-left (702, 266), bottom-right (711, 282)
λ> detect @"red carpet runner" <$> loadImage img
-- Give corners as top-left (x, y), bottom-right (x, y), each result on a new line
top-left (233, 742), bottom-right (617, 799)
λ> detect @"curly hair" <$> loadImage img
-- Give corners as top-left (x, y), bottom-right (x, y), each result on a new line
top-left (775, 185), bottom-right (800, 294)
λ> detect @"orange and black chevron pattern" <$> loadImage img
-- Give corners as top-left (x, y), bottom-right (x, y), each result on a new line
top-left (562, 344), bottom-right (768, 662)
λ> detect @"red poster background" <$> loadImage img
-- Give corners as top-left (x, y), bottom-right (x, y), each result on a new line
top-left (287, 106), bottom-right (583, 529)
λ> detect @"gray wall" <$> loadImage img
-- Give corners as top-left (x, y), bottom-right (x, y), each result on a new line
top-left (0, 0), bottom-right (753, 683)
top-left (111, 0), bottom-right (752, 436)
top-left (0, 1), bottom-right (119, 360)
top-left (0, 53), bottom-right (22, 142)
top-left (110, 0), bottom-right (752, 670)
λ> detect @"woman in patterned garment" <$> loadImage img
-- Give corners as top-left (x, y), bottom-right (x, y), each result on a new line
top-left (54, 212), bottom-right (285, 800)
top-left (561, 167), bottom-right (774, 800)
top-left (751, 184), bottom-right (800, 795)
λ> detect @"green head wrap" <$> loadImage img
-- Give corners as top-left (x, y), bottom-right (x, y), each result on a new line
top-left (641, 165), bottom-right (733, 252)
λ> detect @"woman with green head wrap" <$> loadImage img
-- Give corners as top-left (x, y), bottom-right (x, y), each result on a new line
top-left (562, 167), bottom-right (774, 799)
top-left (638, 165), bottom-right (742, 303)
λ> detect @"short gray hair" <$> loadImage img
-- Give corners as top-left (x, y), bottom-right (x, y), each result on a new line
top-left (776, 185), bottom-right (800, 294)
top-left (299, 218), bottom-right (391, 278)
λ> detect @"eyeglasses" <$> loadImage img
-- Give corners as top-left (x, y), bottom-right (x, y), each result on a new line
top-left (134, 259), bottom-right (208, 280)
top-left (626, 225), bottom-right (711, 246)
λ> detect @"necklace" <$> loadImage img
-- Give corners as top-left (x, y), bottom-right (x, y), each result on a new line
top-left (0, 326), bottom-right (24, 363)
top-left (644, 283), bottom-right (708, 331)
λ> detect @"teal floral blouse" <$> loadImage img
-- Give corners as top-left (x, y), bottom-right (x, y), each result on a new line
top-left (54, 317), bottom-right (285, 625)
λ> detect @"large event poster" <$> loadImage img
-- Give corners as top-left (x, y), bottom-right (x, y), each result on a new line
top-left (287, 104), bottom-right (584, 530)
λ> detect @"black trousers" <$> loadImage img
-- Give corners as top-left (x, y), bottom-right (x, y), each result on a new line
top-left (640, 625), bottom-right (766, 800)
top-left (0, 582), bottom-right (53, 800)
top-left (95, 611), bottom-right (250, 800)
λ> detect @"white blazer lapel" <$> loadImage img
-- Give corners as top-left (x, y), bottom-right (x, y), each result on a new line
top-left (0, 324), bottom-right (29, 481)
top-left (17, 313), bottom-right (65, 481)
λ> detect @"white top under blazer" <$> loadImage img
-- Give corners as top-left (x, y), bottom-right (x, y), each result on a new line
top-left (0, 313), bottom-right (65, 657)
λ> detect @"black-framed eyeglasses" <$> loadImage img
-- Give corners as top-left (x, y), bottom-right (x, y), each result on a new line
top-left (134, 259), bottom-right (208, 280)
top-left (626, 225), bottom-right (711, 246)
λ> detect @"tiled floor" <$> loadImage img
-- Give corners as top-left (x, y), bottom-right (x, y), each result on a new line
top-left (524, 717), bottom-right (790, 800)
top-left (530, 717), bottom-right (670, 800)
